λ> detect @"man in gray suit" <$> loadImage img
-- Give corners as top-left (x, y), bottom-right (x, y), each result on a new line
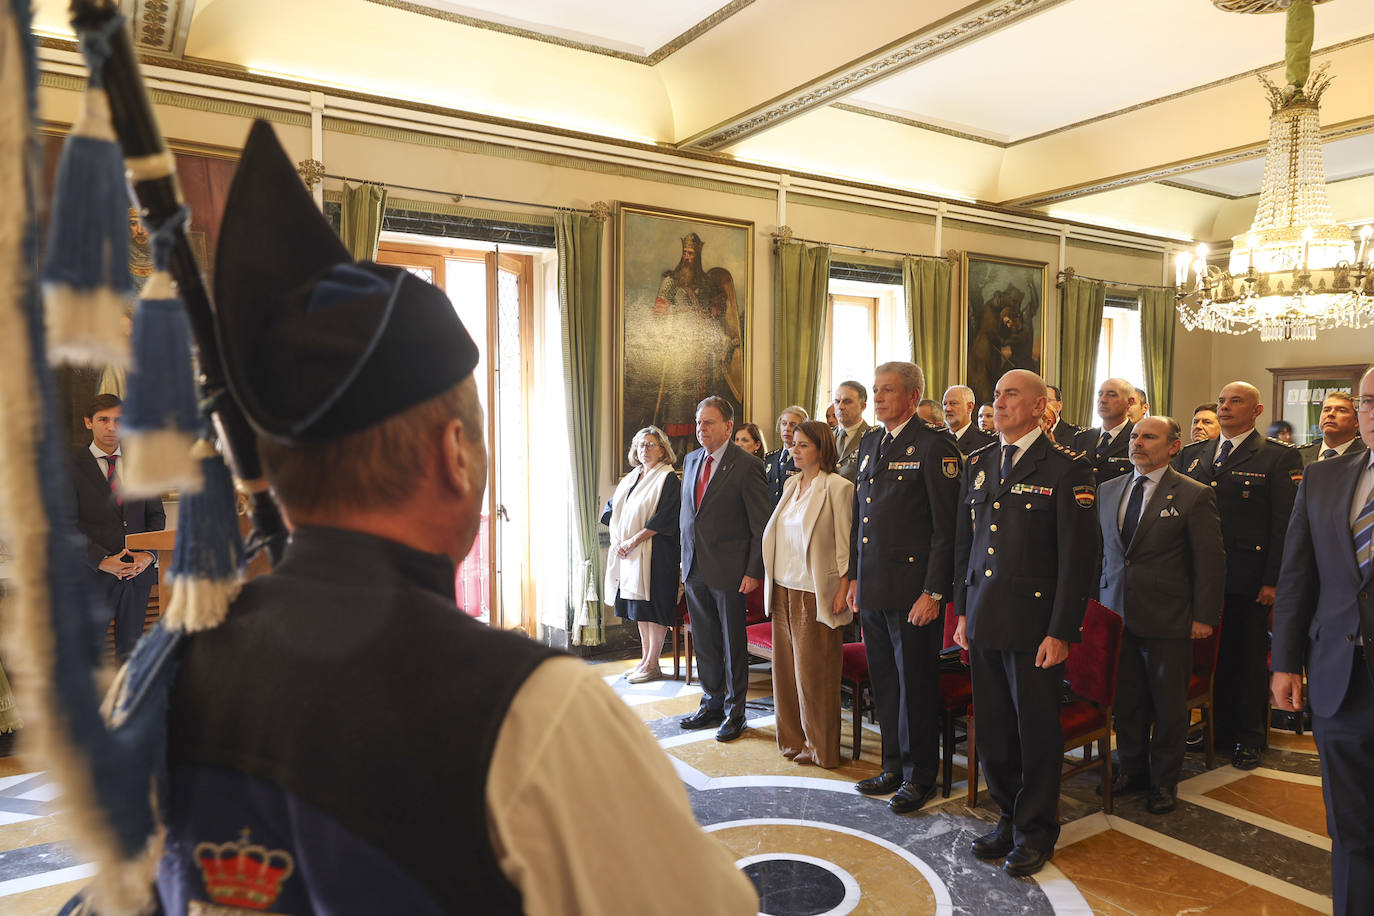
top-left (679, 396), bottom-right (772, 742)
top-left (832, 380), bottom-right (870, 482)
top-left (1098, 416), bottom-right (1224, 814)
top-left (1297, 392), bottom-right (1366, 467)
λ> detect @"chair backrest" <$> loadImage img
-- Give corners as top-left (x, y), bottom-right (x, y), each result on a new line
top-left (1192, 620), bottom-right (1222, 679)
top-left (1065, 599), bottom-right (1124, 708)
top-left (744, 584), bottom-right (767, 624)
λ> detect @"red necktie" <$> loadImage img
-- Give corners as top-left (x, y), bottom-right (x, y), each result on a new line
top-left (106, 454), bottom-right (122, 506)
top-left (695, 455), bottom-right (713, 509)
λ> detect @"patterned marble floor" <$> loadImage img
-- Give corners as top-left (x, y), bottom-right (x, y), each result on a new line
top-left (0, 654), bottom-right (1334, 915)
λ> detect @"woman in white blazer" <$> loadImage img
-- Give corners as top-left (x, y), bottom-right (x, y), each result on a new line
top-left (761, 419), bottom-right (854, 768)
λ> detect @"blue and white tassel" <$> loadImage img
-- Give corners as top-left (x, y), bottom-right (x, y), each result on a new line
top-left (162, 441), bottom-right (244, 632)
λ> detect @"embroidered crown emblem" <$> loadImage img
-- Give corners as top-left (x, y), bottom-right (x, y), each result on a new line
top-left (195, 828), bottom-right (295, 911)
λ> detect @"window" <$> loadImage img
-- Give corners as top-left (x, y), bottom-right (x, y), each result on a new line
top-left (1093, 295), bottom-right (1145, 406)
top-left (820, 277), bottom-right (909, 423)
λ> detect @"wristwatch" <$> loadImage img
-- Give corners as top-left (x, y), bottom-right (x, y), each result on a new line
top-left (924, 590), bottom-right (943, 602)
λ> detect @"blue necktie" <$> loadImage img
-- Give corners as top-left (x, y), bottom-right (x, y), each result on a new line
top-left (1120, 476), bottom-right (1146, 547)
top-left (879, 432), bottom-right (894, 460)
top-left (1096, 431), bottom-right (1112, 458)
top-left (1322, 448), bottom-right (1338, 460)
top-left (1213, 438), bottom-right (1233, 469)
top-left (1000, 444), bottom-right (1016, 484)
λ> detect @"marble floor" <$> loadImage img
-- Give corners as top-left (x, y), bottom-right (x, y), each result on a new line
top-left (0, 653), bottom-right (1334, 915)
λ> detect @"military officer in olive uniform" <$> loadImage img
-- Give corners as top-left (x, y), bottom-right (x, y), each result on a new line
top-left (1172, 381), bottom-right (1302, 769)
top-left (846, 361), bottom-right (961, 815)
top-left (1071, 378), bottom-right (1136, 484)
top-left (953, 369), bottom-right (1097, 878)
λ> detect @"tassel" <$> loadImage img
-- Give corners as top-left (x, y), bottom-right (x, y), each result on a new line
top-left (40, 15), bottom-right (133, 368)
top-left (162, 441), bottom-right (244, 632)
top-left (121, 208), bottom-right (202, 497)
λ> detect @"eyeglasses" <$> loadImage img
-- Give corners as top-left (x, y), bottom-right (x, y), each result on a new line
top-left (1357, 396), bottom-right (1374, 413)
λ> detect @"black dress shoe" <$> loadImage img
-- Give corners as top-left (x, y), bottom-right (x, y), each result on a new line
top-left (715, 718), bottom-right (746, 742)
top-left (1146, 787), bottom-right (1177, 814)
top-left (1233, 744), bottom-right (1261, 770)
top-left (1097, 770), bottom-right (1150, 796)
top-left (1003, 844), bottom-right (1053, 877)
top-left (889, 781), bottom-right (938, 814)
top-left (680, 708), bottom-right (726, 730)
top-left (855, 771), bottom-right (903, 795)
top-left (970, 826), bottom-right (1015, 860)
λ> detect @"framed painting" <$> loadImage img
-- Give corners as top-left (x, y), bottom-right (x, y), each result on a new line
top-left (960, 252), bottom-right (1048, 407)
top-left (614, 203), bottom-right (753, 469)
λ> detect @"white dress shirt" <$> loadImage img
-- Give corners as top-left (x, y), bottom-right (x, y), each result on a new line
top-left (1319, 437), bottom-right (1359, 459)
top-left (773, 481), bottom-right (818, 592)
top-left (88, 441), bottom-right (121, 478)
top-left (999, 426), bottom-right (1043, 470)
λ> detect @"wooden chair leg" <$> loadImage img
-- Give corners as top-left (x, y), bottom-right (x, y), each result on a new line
top-left (941, 709), bottom-right (954, 798)
top-left (851, 681), bottom-right (863, 760)
top-left (1203, 701), bottom-right (1215, 769)
top-left (1099, 734), bottom-right (1113, 814)
top-left (966, 713), bottom-right (979, 807)
top-left (685, 631), bottom-right (694, 686)
top-left (671, 625), bottom-right (680, 680)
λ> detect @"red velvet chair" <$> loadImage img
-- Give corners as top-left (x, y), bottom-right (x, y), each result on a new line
top-left (938, 604), bottom-right (973, 797)
top-left (840, 636), bottom-right (872, 760)
top-left (674, 585), bottom-right (768, 684)
top-left (967, 600), bottom-right (1124, 813)
top-left (1186, 623), bottom-right (1223, 767)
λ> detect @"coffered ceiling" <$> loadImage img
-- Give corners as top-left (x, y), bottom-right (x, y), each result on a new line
top-left (29, 0), bottom-right (1374, 242)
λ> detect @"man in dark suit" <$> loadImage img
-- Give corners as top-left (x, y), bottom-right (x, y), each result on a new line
top-left (1297, 392), bottom-right (1365, 467)
top-left (1071, 378), bottom-right (1135, 484)
top-left (1047, 384), bottom-right (1082, 444)
top-left (1172, 381), bottom-right (1302, 769)
top-left (953, 369), bottom-right (1096, 877)
top-left (1272, 366), bottom-right (1374, 916)
top-left (847, 362), bottom-right (961, 814)
top-left (943, 384), bottom-right (995, 456)
top-left (832, 381), bottom-right (871, 483)
top-left (1098, 417), bottom-right (1224, 814)
top-left (69, 394), bottom-right (166, 660)
top-left (680, 396), bottom-right (772, 742)
top-left (763, 406), bottom-right (807, 505)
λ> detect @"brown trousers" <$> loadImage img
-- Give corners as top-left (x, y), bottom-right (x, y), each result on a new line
top-left (772, 584), bottom-right (843, 768)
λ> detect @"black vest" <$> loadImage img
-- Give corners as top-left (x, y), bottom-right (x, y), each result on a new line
top-left (166, 527), bottom-right (556, 913)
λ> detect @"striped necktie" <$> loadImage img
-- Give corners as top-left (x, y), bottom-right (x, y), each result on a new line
top-left (1354, 470), bottom-right (1374, 580)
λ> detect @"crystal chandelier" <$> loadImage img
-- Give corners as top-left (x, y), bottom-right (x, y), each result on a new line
top-left (1177, 0), bottom-right (1373, 342)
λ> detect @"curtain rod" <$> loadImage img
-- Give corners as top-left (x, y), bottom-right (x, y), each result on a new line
top-left (322, 173), bottom-right (602, 217)
top-left (778, 232), bottom-right (950, 262)
top-left (1057, 268), bottom-right (1175, 291)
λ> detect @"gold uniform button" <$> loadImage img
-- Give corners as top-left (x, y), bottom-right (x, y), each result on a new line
top-left (993, 501), bottom-right (1001, 509)
top-left (1034, 591), bottom-right (1043, 598)
top-left (863, 517), bottom-right (870, 524)
top-left (990, 524), bottom-right (998, 532)
top-left (1255, 545), bottom-right (1262, 551)
top-left (897, 475), bottom-right (904, 481)
top-left (1210, 481), bottom-right (1218, 487)
top-left (984, 569), bottom-right (992, 577)
top-left (908, 556), bottom-right (915, 562)
top-left (866, 497), bottom-right (872, 504)
top-left (987, 547), bottom-right (994, 555)
top-left (1025, 503), bottom-right (1032, 509)
top-left (863, 536), bottom-right (869, 544)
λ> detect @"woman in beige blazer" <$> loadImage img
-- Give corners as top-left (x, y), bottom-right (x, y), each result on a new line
top-left (761, 420), bottom-right (854, 768)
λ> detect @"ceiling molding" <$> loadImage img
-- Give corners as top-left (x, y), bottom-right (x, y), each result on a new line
top-left (1156, 180), bottom-right (1241, 200)
top-left (119, 0), bottom-right (198, 59)
top-left (1005, 117), bottom-right (1374, 209)
top-left (677, 0), bottom-right (1072, 152)
top-left (359, 0), bottom-right (755, 65)
top-left (1005, 31), bottom-right (1374, 147)
top-left (830, 103), bottom-right (1008, 147)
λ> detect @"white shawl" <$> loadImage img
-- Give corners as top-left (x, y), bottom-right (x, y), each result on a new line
top-left (603, 461), bottom-right (672, 604)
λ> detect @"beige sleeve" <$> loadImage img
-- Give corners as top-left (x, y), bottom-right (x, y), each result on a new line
top-left (486, 656), bottom-right (760, 916)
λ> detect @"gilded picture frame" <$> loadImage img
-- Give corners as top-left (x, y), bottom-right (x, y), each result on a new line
top-left (614, 203), bottom-right (753, 470)
top-left (959, 251), bottom-right (1048, 407)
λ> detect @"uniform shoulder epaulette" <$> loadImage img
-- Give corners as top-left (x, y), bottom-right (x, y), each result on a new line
top-left (969, 440), bottom-right (998, 458)
top-left (1049, 441), bottom-right (1084, 460)
top-left (859, 426), bottom-right (882, 442)
top-left (923, 420), bottom-right (947, 434)
top-left (1266, 436), bottom-right (1296, 448)
top-left (1178, 438), bottom-right (1208, 453)
top-left (763, 447), bottom-right (782, 461)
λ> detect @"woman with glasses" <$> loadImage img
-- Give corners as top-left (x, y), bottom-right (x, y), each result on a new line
top-left (603, 427), bottom-right (681, 683)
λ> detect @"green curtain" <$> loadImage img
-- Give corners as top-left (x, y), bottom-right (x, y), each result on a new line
top-left (1138, 286), bottom-right (1177, 420)
top-left (773, 242), bottom-right (831, 416)
top-left (903, 257), bottom-right (953, 396)
top-left (1059, 276), bottom-right (1106, 426)
top-left (340, 182), bottom-right (388, 261)
top-left (557, 212), bottom-right (605, 646)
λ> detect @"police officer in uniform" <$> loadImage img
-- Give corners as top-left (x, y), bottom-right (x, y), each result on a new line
top-left (1172, 381), bottom-right (1302, 770)
top-left (1071, 378), bottom-right (1136, 484)
top-left (764, 406), bottom-right (807, 505)
top-left (847, 362), bottom-right (961, 813)
top-left (953, 369), bottom-right (1097, 877)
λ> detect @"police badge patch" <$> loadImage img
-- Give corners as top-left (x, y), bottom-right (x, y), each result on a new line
top-left (1290, 469), bottom-right (1303, 485)
top-left (905, 445), bottom-right (915, 456)
top-left (1073, 485), bottom-right (1095, 509)
top-left (942, 456), bottom-right (959, 478)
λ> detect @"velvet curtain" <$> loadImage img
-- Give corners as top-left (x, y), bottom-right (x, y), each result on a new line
top-left (773, 241), bottom-right (831, 416)
top-left (557, 212), bottom-right (605, 646)
top-left (339, 182), bottom-right (388, 261)
top-left (1138, 286), bottom-right (1177, 419)
top-left (1059, 276), bottom-right (1106, 426)
top-left (904, 256), bottom-right (953, 396)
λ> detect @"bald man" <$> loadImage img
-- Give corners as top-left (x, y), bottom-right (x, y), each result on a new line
top-left (1071, 379), bottom-right (1137, 485)
top-left (944, 385), bottom-right (995, 457)
top-left (1173, 381), bottom-right (1302, 770)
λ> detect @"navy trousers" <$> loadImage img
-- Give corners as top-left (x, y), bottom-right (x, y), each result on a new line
top-left (859, 606), bottom-right (940, 785)
top-left (1314, 650), bottom-right (1374, 916)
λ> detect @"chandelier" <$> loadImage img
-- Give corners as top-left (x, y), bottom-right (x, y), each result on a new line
top-left (1177, 0), bottom-right (1373, 342)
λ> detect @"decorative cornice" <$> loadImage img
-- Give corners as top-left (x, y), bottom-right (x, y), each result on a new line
top-left (360, 0), bottom-right (754, 65)
top-left (1211, 0), bottom-right (1333, 12)
top-left (679, 0), bottom-right (1071, 151)
top-left (831, 103), bottom-right (1007, 147)
top-left (1157, 180), bottom-right (1241, 200)
top-left (1007, 117), bottom-right (1374, 208)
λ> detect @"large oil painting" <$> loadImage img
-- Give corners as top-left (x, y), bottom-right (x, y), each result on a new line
top-left (960, 252), bottom-right (1048, 407)
top-left (615, 204), bottom-right (753, 468)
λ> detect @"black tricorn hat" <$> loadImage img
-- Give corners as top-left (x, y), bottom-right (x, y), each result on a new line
top-left (213, 120), bottom-right (479, 444)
